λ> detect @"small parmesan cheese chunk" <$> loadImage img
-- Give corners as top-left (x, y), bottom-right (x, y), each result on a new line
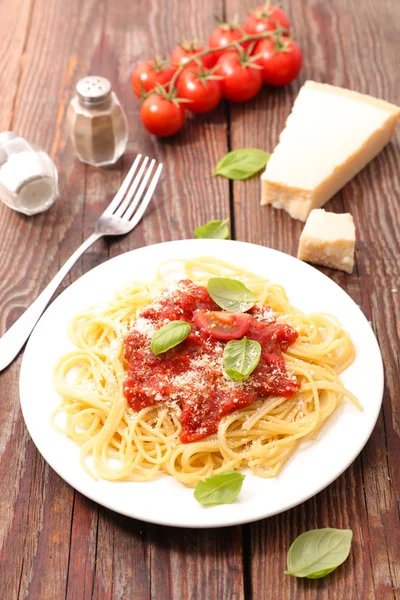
top-left (297, 209), bottom-right (356, 273)
top-left (261, 81), bottom-right (400, 221)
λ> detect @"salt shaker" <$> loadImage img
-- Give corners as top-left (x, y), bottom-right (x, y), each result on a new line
top-left (67, 76), bottom-right (129, 167)
top-left (0, 132), bottom-right (59, 216)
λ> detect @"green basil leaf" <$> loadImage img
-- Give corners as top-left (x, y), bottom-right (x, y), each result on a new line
top-left (151, 320), bottom-right (191, 356)
top-left (207, 278), bottom-right (256, 312)
top-left (223, 337), bottom-right (261, 381)
top-left (306, 567), bottom-right (338, 579)
top-left (194, 471), bottom-right (245, 505)
top-left (194, 218), bottom-right (229, 240)
top-left (214, 148), bottom-right (271, 180)
top-left (285, 528), bottom-right (353, 579)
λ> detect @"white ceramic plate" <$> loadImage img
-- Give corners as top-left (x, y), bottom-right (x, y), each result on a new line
top-left (20, 239), bottom-right (383, 528)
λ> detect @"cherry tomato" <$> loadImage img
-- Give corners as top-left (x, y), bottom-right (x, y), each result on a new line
top-left (176, 68), bottom-right (223, 114)
top-left (243, 5), bottom-right (290, 35)
top-left (216, 51), bottom-right (263, 102)
top-left (170, 41), bottom-right (216, 69)
top-left (131, 60), bottom-right (176, 98)
top-left (140, 94), bottom-right (185, 137)
top-left (208, 24), bottom-right (247, 61)
top-left (255, 38), bottom-right (302, 86)
top-left (193, 310), bottom-right (251, 340)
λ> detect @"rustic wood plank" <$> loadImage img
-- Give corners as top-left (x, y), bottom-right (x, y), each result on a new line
top-left (90, 509), bottom-right (150, 600)
top-left (227, 0), bottom-right (400, 597)
top-left (0, 0), bottom-right (34, 131)
top-left (65, 494), bottom-right (98, 600)
top-left (146, 524), bottom-right (245, 600)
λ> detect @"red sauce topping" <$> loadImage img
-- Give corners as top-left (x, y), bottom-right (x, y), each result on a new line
top-left (123, 280), bottom-right (300, 443)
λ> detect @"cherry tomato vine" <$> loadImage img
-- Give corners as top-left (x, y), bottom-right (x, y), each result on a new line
top-left (132, 5), bottom-right (302, 137)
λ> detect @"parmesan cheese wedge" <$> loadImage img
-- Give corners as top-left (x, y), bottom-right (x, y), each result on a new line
top-left (261, 81), bottom-right (400, 221)
top-left (298, 209), bottom-right (356, 273)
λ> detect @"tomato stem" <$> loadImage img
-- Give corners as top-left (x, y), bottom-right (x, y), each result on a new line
top-left (167, 30), bottom-right (280, 93)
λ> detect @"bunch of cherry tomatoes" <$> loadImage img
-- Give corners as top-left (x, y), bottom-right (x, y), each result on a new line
top-left (131, 5), bottom-right (302, 137)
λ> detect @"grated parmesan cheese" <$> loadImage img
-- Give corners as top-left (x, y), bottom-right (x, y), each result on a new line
top-left (256, 306), bottom-right (275, 323)
top-left (132, 317), bottom-right (156, 338)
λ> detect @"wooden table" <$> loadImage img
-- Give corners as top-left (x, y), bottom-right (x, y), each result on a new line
top-left (0, 0), bottom-right (399, 598)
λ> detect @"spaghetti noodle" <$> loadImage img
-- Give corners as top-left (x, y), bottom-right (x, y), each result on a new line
top-left (53, 257), bottom-right (360, 487)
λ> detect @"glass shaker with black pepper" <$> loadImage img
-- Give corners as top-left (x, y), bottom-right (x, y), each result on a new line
top-left (67, 76), bottom-right (128, 167)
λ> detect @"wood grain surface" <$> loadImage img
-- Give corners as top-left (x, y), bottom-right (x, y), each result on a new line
top-left (0, 0), bottom-right (398, 598)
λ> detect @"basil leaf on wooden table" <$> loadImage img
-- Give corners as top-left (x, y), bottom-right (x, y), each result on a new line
top-left (207, 278), bottom-right (256, 312)
top-left (223, 337), bottom-right (261, 381)
top-left (214, 149), bottom-right (271, 180)
top-left (285, 528), bottom-right (353, 579)
top-left (151, 321), bottom-right (191, 356)
top-left (194, 471), bottom-right (245, 505)
top-left (194, 218), bottom-right (230, 240)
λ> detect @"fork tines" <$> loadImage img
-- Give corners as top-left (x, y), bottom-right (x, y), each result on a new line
top-left (105, 154), bottom-right (163, 222)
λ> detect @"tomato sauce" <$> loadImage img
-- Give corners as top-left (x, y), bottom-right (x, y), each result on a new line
top-left (124, 280), bottom-right (300, 443)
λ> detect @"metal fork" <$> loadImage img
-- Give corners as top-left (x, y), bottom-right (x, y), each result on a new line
top-left (0, 154), bottom-right (163, 372)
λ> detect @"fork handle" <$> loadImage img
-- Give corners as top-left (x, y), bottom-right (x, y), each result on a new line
top-left (0, 232), bottom-right (102, 372)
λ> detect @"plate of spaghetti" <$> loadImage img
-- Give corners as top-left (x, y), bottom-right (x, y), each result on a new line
top-left (20, 239), bottom-right (383, 527)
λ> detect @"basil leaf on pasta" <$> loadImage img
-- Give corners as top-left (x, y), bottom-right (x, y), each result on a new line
top-left (214, 149), bottom-right (271, 180)
top-left (207, 278), bottom-right (256, 312)
top-left (285, 528), bottom-right (353, 579)
top-left (223, 337), bottom-right (261, 381)
top-left (194, 219), bottom-right (229, 240)
top-left (151, 320), bottom-right (191, 356)
top-left (194, 471), bottom-right (245, 505)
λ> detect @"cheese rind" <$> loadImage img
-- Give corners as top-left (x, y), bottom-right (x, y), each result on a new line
top-left (297, 209), bottom-right (356, 273)
top-left (261, 81), bottom-right (400, 221)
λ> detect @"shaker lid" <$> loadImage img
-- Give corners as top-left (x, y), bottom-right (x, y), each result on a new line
top-left (76, 76), bottom-right (112, 106)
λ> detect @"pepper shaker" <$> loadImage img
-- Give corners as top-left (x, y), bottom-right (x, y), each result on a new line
top-left (67, 76), bottom-right (129, 167)
top-left (0, 132), bottom-right (59, 215)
